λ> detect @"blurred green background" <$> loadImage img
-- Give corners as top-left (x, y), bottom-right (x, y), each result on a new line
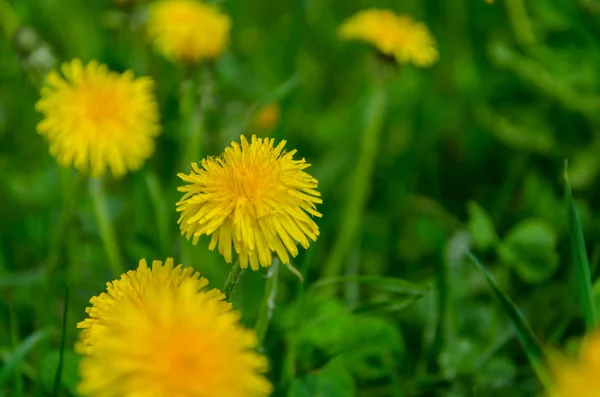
top-left (3, 0), bottom-right (600, 396)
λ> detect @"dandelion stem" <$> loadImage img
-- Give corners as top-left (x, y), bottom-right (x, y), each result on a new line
top-left (89, 178), bottom-right (125, 277)
top-left (0, 0), bottom-right (19, 39)
top-left (255, 258), bottom-right (280, 347)
top-left (223, 258), bottom-right (244, 301)
top-left (144, 170), bottom-right (170, 256)
top-left (322, 73), bottom-right (387, 281)
top-left (179, 66), bottom-right (211, 173)
top-left (52, 285), bottom-right (69, 397)
top-left (45, 171), bottom-right (85, 275)
top-left (505, 0), bottom-right (536, 48)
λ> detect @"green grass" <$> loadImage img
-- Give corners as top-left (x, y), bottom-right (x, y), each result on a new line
top-left (2, 0), bottom-right (600, 396)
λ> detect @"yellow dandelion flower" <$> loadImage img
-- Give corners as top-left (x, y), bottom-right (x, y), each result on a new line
top-left (547, 330), bottom-right (600, 397)
top-left (76, 258), bottom-right (230, 355)
top-left (77, 258), bottom-right (271, 397)
top-left (339, 9), bottom-right (438, 67)
top-left (147, 0), bottom-right (231, 63)
top-left (35, 59), bottom-right (160, 178)
top-left (251, 103), bottom-right (280, 132)
top-left (177, 135), bottom-right (322, 270)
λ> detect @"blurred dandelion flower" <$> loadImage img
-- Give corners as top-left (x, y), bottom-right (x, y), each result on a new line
top-left (35, 59), bottom-right (160, 178)
top-left (547, 330), bottom-right (600, 397)
top-left (251, 103), bottom-right (280, 132)
top-left (177, 135), bottom-right (322, 270)
top-left (77, 258), bottom-right (271, 397)
top-left (339, 9), bottom-right (438, 67)
top-left (147, 0), bottom-right (231, 63)
top-left (76, 258), bottom-right (229, 355)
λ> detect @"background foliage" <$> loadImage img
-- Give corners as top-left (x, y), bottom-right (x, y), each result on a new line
top-left (2, 0), bottom-right (600, 396)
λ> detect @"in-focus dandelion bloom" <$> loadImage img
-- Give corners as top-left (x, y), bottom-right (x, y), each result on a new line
top-left (339, 9), bottom-right (438, 67)
top-left (77, 258), bottom-right (271, 397)
top-left (147, 0), bottom-right (231, 63)
top-left (35, 59), bottom-right (160, 178)
top-left (177, 135), bottom-right (322, 270)
top-left (547, 330), bottom-right (600, 397)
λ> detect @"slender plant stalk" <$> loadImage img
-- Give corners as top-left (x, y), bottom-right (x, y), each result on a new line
top-left (255, 259), bottom-right (280, 346)
top-left (46, 171), bottom-right (85, 275)
top-left (144, 170), bottom-right (170, 255)
top-left (322, 74), bottom-right (387, 280)
top-left (52, 285), bottom-right (69, 397)
top-left (505, 0), bottom-right (536, 48)
top-left (0, 0), bottom-right (19, 39)
top-left (179, 66), bottom-right (211, 173)
top-left (223, 259), bottom-right (244, 301)
top-left (89, 178), bottom-right (125, 277)
top-left (9, 306), bottom-right (23, 397)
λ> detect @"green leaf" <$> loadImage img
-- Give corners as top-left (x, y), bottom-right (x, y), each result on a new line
top-left (338, 316), bottom-right (404, 381)
top-left (565, 163), bottom-right (597, 329)
top-left (467, 252), bottom-right (551, 388)
top-left (288, 358), bottom-right (355, 397)
top-left (0, 328), bottom-right (53, 387)
top-left (497, 218), bottom-right (559, 283)
top-left (467, 201), bottom-right (498, 250)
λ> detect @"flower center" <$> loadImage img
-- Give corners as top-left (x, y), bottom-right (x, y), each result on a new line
top-left (80, 88), bottom-right (124, 127)
top-left (228, 162), bottom-right (278, 202)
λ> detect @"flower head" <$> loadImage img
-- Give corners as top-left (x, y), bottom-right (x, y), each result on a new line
top-left (339, 9), bottom-right (438, 67)
top-left (147, 0), bottom-right (231, 63)
top-left (548, 330), bottom-right (600, 397)
top-left (35, 59), bottom-right (160, 178)
top-left (177, 135), bottom-right (322, 270)
top-left (77, 258), bottom-right (271, 397)
top-left (76, 258), bottom-right (229, 355)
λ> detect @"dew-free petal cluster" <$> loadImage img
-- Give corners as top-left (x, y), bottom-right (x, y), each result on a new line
top-left (35, 59), bottom-right (160, 178)
top-left (177, 135), bottom-right (322, 270)
top-left (339, 9), bottom-right (438, 67)
top-left (147, 0), bottom-right (231, 63)
top-left (548, 330), bottom-right (600, 397)
top-left (77, 258), bottom-right (271, 397)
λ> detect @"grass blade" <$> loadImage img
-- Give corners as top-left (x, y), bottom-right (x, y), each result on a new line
top-left (467, 251), bottom-right (551, 388)
top-left (564, 161), bottom-right (597, 329)
top-left (310, 275), bottom-right (430, 295)
top-left (0, 328), bottom-right (53, 386)
top-left (52, 285), bottom-right (69, 396)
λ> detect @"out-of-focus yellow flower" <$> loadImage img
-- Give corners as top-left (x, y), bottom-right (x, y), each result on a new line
top-left (35, 59), bottom-right (160, 178)
top-left (339, 9), bottom-right (438, 67)
top-left (251, 103), bottom-right (280, 132)
top-left (76, 258), bottom-right (229, 355)
top-left (177, 135), bottom-right (322, 270)
top-left (77, 258), bottom-right (271, 397)
top-left (147, 0), bottom-right (231, 63)
top-left (547, 330), bottom-right (600, 397)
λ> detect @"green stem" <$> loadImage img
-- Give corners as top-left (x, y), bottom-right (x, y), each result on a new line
top-left (322, 76), bottom-right (387, 280)
top-left (45, 171), bottom-right (85, 275)
top-left (505, 0), bottom-right (536, 48)
top-left (0, 0), bottom-right (19, 39)
top-left (144, 170), bottom-right (170, 255)
top-left (255, 259), bottom-right (280, 346)
top-left (9, 306), bottom-right (23, 397)
top-left (222, 259), bottom-right (244, 301)
top-left (89, 178), bottom-right (125, 277)
top-left (52, 285), bottom-right (69, 397)
top-left (179, 66), bottom-right (210, 173)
